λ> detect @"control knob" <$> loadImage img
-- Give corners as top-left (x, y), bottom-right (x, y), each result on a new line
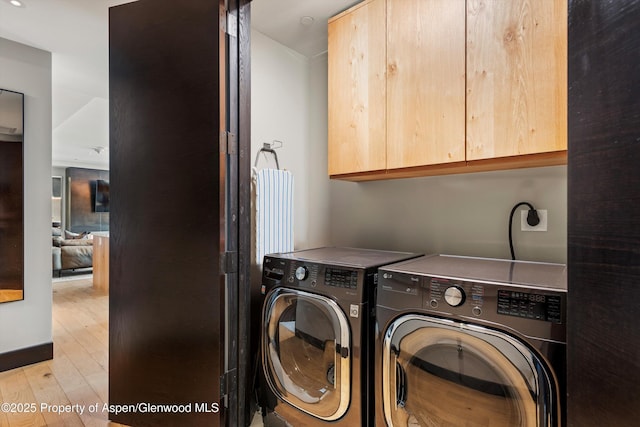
top-left (295, 266), bottom-right (309, 281)
top-left (444, 286), bottom-right (465, 307)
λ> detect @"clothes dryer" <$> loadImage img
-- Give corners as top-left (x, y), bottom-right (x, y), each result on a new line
top-left (375, 255), bottom-right (566, 427)
top-left (259, 247), bottom-right (421, 426)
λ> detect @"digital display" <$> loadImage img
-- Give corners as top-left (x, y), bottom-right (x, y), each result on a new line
top-left (325, 268), bottom-right (358, 289)
top-left (497, 290), bottom-right (562, 323)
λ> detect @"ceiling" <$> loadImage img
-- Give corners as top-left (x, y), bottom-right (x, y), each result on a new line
top-left (0, 0), bottom-right (359, 169)
top-left (0, 0), bottom-right (135, 169)
top-left (251, 0), bottom-right (361, 57)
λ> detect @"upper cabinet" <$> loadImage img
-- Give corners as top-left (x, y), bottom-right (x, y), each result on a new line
top-left (466, 0), bottom-right (567, 161)
top-left (387, 0), bottom-right (466, 169)
top-left (328, 0), bottom-right (567, 181)
top-left (328, 0), bottom-right (386, 175)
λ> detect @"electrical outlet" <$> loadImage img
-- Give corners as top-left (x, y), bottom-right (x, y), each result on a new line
top-left (521, 209), bottom-right (548, 231)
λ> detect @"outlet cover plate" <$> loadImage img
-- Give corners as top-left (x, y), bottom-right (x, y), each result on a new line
top-left (521, 209), bottom-right (548, 231)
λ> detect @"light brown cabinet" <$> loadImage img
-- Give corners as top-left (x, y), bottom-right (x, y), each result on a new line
top-left (328, 0), bottom-right (567, 181)
top-left (328, 0), bottom-right (386, 175)
top-left (387, 0), bottom-right (466, 169)
top-left (93, 234), bottom-right (109, 292)
top-left (466, 0), bottom-right (567, 161)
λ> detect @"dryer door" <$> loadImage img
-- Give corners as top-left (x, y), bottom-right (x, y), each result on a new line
top-left (262, 288), bottom-right (351, 421)
top-left (382, 315), bottom-right (558, 427)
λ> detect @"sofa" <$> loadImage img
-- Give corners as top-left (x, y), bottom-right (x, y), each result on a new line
top-left (52, 228), bottom-right (93, 276)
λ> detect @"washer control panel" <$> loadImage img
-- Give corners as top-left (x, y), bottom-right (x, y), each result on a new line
top-left (324, 268), bottom-right (359, 289)
top-left (286, 262), bottom-right (320, 286)
top-left (262, 256), bottom-right (362, 295)
top-left (295, 266), bottom-right (309, 281)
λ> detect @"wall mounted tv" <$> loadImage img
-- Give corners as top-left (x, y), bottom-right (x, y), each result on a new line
top-left (95, 179), bottom-right (109, 212)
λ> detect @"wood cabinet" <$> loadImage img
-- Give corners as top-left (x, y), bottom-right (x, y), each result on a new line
top-left (328, 0), bottom-right (386, 175)
top-left (328, 0), bottom-right (567, 181)
top-left (387, 0), bottom-right (466, 169)
top-left (92, 234), bottom-right (109, 291)
top-left (466, 0), bottom-right (567, 161)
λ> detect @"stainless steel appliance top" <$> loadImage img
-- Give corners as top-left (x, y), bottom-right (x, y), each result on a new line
top-left (384, 254), bottom-right (567, 291)
top-left (269, 247), bottom-right (422, 269)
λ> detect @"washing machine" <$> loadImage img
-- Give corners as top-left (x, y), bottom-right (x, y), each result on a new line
top-left (375, 255), bottom-right (566, 427)
top-left (259, 247), bottom-right (421, 426)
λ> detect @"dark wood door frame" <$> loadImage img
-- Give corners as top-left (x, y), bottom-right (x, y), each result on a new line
top-left (234, 0), bottom-right (253, 426)
top-left (220, 0), bottom-right (253, 425)
top-left (567, 1), bottom-right (640, 425)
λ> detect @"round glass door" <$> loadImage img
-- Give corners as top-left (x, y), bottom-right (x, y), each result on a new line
top-left (382, 315), bottom-right (556, 427)
top-left (262, 288), bottom-right (351, 421)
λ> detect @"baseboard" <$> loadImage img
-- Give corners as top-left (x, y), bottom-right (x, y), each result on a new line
top-left (0, 342), bottom-right (53, 372)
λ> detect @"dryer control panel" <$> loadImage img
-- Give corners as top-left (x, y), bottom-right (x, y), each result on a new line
top-left (378, 270), bottom-right (566, 343)
top-left (423, 277), bottom-right (565, 322)
top-left (378, 255), bottom-right (567, 343)
top-left (496, 289), bottom-right (562, 324)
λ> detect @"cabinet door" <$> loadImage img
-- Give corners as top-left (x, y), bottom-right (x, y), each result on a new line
top-left (328, 0), bottom-right (387, 175)
top-left (467, 0), bottom-right (567, 161)
top-left (386, 0), bottom-right (466, 169)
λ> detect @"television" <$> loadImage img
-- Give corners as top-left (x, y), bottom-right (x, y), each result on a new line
top-left (95, 179), bottom-right (110, 212)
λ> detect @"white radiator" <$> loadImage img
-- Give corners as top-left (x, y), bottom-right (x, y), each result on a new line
top-left (254, 168), bottom-right (294, 264)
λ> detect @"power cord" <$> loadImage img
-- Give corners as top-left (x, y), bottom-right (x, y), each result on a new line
top-left (509, 202), bottom-right (540, 260)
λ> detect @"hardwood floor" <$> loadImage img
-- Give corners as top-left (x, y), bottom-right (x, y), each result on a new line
top-left (0, 278), bottom-right (126, 427)
top-left (1, 278), bottom-right (266, 427)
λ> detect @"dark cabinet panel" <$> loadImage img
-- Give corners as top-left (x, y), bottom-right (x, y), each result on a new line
top-left (567, 1), bottom-right (640, 425)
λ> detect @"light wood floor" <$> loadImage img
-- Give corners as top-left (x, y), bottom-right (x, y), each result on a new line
top-left (0, 278), bottom-right (126, 427)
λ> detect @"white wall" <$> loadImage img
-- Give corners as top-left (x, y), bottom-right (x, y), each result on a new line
top-left (307, 53), bottom-right (331, 247)
top-left (251, 30), bottom-right (332, 254)
top-left (0, 37), bottom-right (53, 354)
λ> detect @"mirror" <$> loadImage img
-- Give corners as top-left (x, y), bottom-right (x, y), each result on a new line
top-left (0, 89), bottom-right (24, 303)
top-left (52, 176), bottom-right (62, 225)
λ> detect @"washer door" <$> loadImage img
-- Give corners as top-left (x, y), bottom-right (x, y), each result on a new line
top-left (382, 315), bottom-right (557, 427)
top-left (262, 287), bottom-right (351, 421)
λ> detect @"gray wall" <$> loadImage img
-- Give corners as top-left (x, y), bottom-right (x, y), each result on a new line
top-left (330, 166), bottom-right (567, 263)
top-left (0, 37), bottom-right (53, 354)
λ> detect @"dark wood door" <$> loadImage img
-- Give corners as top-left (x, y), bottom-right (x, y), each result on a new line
top-left (567, 1), bottom-right (640, 425)
top-left (109, 0), bottom-right (242, 425)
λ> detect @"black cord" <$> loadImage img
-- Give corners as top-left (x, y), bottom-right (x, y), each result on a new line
top-left (508, 202), bottom-right (540, 260)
